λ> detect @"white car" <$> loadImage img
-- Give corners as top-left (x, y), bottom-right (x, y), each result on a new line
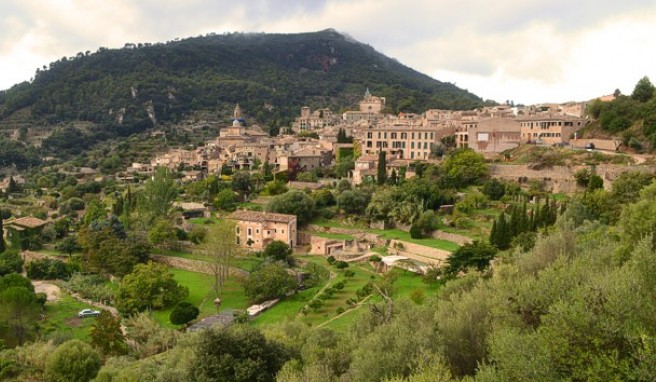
top-left (78, 309), bottom-right (101, 318)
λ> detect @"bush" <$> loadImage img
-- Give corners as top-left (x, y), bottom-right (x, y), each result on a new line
top-left (409, 223), bottom-right (423, 239)
top-left (368, 255), bottom-right (382, 263)
top-left (26, 258), bottom-right (72, 280)
top-left (326, 256), bottom-right (336, 264)
top-left (45, 340), bottom-right (101, 382)
top-left (0, 250), bottom-right (23, 276)
top-left (335, 261), bottom-right (349, 270)
top-left (481, 179), bottom-right (506, 200)
top-left (169, 301), bottom-right (200, 326)
top-left (336, 306), bottom-right (345, 315)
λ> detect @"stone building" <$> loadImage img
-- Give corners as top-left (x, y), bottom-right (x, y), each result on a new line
top-left (230, 210), bottom-right (297, 249)
top-left (518, 115), bottom-right (586, 145)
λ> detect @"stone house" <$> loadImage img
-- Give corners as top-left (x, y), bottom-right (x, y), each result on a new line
top-left (518, 115), bottom-right (586, 145)
top-left (230, 210), bottom-right (297, 250)
top-left (467, 117), bottom-right (522, 152)
top-left (3, 216), bottom-right (48, 250)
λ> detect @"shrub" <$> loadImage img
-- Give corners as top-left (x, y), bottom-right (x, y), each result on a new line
top-left (335, 261), bottom-right (349, 270)
top-left (169, 302), bottom-right (200, 326)
top-left (409, 223), bottom-right (423, 239)
top-left (26, 258), bottom-right (72, 280)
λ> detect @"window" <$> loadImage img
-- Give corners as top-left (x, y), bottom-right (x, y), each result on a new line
top-left (236, 227), bottom-right (240, 234)
top-left (282, 229), bottom-right (285, 233)
top-left (247, 228), bottom-right (252, 235)
top-left (411, 142), bottom-right (415, 149)
top-left (411, 152), bottom-right (415, 159)
top-left (256, 229), bottom-right (259, 234)
top-left (367, 132), bottom-right (372, 138)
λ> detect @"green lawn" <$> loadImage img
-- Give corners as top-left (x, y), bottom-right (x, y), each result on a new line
top-left (41, 294), bottom-right (98, 342)
top-left (155, 248), bottom-right (261, 272)
top-left (370, 228), bottom-right (460, 252)
top-left (305, 231), bottom-right (355, 241)
top-left (187, 217), bottom-right (222, 225)
top-left (297, 256), bottom-right (379, 327)
top-left (152, 268), bottom-right (249, 328)
top-left (250, 286), bottom-right (322, 327)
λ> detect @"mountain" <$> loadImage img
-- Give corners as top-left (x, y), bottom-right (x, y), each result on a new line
top-left (0, 29), bottom-right (487, 132)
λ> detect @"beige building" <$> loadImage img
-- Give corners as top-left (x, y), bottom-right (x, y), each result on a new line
top-left (518, 115), bottom-right (586, 145)
top-left (231, 210), bottom-right (297, 250)
top-left (467, 117), bottom-right (522, 152)
top-left (360, 116), bottom-right (440, 160)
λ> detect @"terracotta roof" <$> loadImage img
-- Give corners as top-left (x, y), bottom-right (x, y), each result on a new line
top-left (230, 210), bottom-right (296, 224)
top-left (4, 216), bottom-right (48, 229)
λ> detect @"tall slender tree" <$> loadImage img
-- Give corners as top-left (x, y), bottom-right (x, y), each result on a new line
top-left (377, 151), bottom-right (387, 186)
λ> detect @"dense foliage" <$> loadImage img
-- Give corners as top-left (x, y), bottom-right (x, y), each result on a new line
top-left (0, 30), bottom-right (486, 143)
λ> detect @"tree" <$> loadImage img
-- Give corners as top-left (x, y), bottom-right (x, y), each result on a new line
top-left (0, 218), bottom-right (4, 253)
top-left (262, 240), bottom-right (294, 265)
top-left (137, 167), bottom-right (177, 226)
top-left (631, 76), bottom-right (655, 102)
top-left (265, 190), bottom-right (315, 225)
top-left (45, 340), bottom-right (101, 382)
top-left (0, 250), bottom-right (23, 276)
top-left (55, 235), bottom-right (81, 257)
top-left (243, 262), bottom-right (297, 303)
top-left (313, 189), bottom-right (335, 207)
top-left (90, 310), bottom-right (127, 356)
top-left (587, 174), bottom-right (604, 192)
top-left (115, 261), bottom-right (189, 315)
top-left (147, 218), bottom-right (176, 245)
top-left (337, 189), bottom-right (370, 214)
top-left (0, 286), bottom-right (39, 345)
top-left (214, 188), bottom-right (237, 210)
top-left (481, 178), bottom-right (505, 200)
top-left (169, 301), bottom-right (199, 326)
top-left (196, 222), bottom-right (237, 304)
top-left (192, 325), bottom-right (292, 382)
top-left (377, 151), bottom-right (387, 185)
top-left (442, 149), bottom-right (488, 189)
top-left (444, 241), bottom-right (497, 278)
top-left (232, 171), bottom-right (252, 200)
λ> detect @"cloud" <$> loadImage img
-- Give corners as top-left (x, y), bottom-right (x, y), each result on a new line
top-left (1, 0), bottom-right (656, 104)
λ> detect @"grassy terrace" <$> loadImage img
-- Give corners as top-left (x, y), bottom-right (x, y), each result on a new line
top-left (152, 268), bottom-right (248, 328)
top-left (41, 294), bottom-right (97, 342)
top-left (152, 248), bottom-right (262, 272)
top-left (310, 218), bottom-right (460, 252)
top-left (304, 231), bottom-right (355, 241)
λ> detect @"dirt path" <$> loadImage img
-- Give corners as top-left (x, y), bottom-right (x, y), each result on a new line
top-left (295, 269), bottom-right (337, 318)
top-left (32, 280), bottom-right (62, 302)
top-left (316, 294), bottom-right (372, 329)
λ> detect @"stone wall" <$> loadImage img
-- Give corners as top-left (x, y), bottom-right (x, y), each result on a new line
top-left (489, 164), bottom-right (656, 193)
top-left (388, 239), bottom-right (451, 265)
top-left (151, 255), bottom-right (248, 277)
top-left (431, 230), bottom-right (472, 246)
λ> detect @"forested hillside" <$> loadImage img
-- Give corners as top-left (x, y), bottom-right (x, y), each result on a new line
top-left (0, 29), bottom-right (486, 132)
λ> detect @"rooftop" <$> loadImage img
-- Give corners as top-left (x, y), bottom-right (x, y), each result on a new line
top-left (4, 216), bottom-right (48, 229)
top-left (231, 210), bottom-right (296, 224)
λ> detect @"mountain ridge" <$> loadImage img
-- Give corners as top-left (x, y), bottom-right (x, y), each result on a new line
top-left (0, 29), bottom-right (488, 132)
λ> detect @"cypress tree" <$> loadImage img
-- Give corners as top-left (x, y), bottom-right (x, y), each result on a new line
top-left (498, 213), bottom-right (510, 250)
top-left (489, 220), bottom-right (498, 248)
top-left (0, 218), bottom-right (5, 253)
top-left (519, 201), bottom-right (528, 234)
top-left (509, 205), bottom-right (519, 238)
top-left (389, 169), bottom-right (398, 185)
top-left (377, 151), bottom-right (387, 186)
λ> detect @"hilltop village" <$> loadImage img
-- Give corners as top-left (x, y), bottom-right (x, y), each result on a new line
top-left (133, 89), bottom-right (590, 185)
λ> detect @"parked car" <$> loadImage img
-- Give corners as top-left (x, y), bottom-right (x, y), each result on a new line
top-left (78, 309), bottom-right (101, 318)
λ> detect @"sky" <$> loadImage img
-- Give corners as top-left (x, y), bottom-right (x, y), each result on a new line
top-left (1, 0), bottom-right (656, 105)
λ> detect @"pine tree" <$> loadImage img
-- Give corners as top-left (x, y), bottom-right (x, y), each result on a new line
top-left (520, 201), bottom-right (528, 234)
top-left (377, 151), bottom-right (387, 186)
